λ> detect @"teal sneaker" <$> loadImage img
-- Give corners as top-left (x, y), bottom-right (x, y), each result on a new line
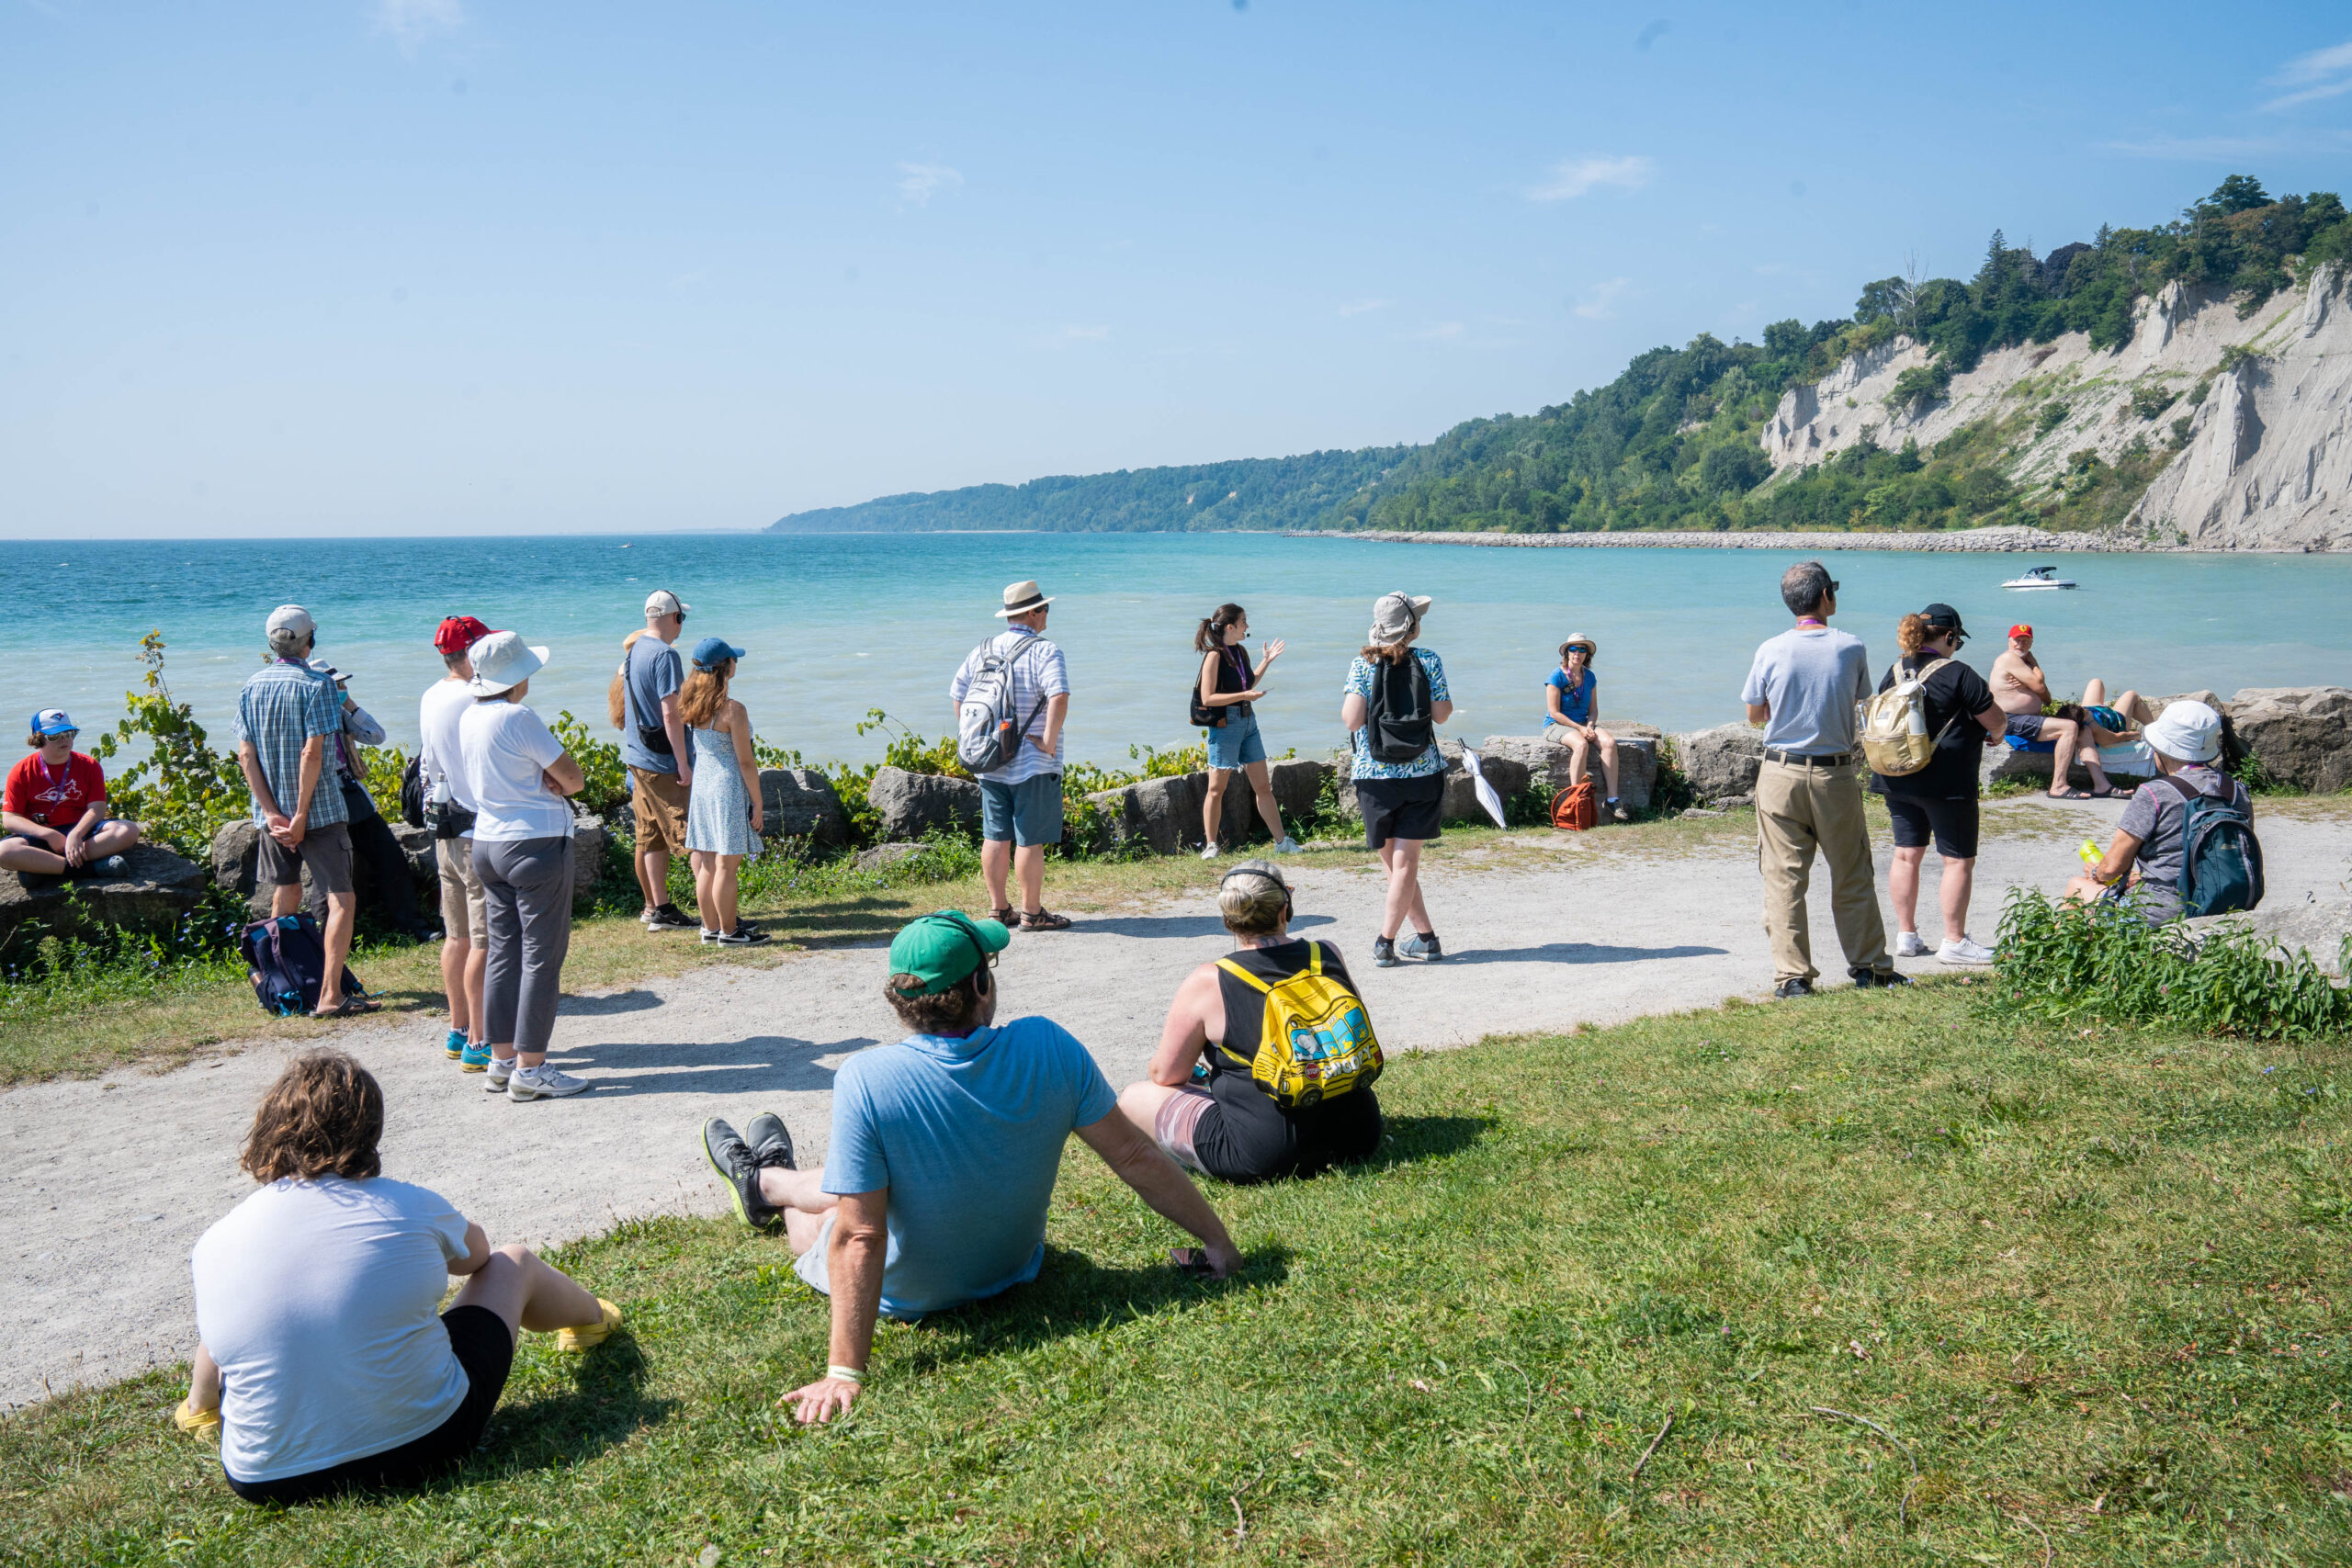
top-left (443, 1028), bottom-right (467, 1061)
top-left (458, 1041), bottom-right (492, 1073)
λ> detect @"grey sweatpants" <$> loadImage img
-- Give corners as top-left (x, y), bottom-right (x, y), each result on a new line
top-left (476, 835), bottom-right (574, 1054)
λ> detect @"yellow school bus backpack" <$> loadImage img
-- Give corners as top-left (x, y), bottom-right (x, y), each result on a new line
top-left (1213, 943), bottom-right (1383, 1109)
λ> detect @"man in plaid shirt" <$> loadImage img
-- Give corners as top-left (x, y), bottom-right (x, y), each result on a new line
top-left (233, 604), bottom-right (370, 1016)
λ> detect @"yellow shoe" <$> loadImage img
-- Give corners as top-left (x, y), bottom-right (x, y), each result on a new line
top-left (557, 1298), bottom-right (623, 1353)
top-left (173, 1398), bottom-right (220, 1438)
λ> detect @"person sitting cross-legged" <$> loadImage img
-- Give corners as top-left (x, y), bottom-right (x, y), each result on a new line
top-left (1, 708), bottom-right (141, 881)
top-left (700, 910), bottom-right (1243, 1427)
top-left (1115, 860), bottom-right (1384, 1183)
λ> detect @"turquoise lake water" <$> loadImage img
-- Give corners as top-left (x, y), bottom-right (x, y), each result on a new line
top-left (9, 534), bottom-right (2348, 768)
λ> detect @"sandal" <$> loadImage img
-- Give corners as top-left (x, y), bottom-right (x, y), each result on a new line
top-left (2047, 788), bottom-right (2094, 800)
top-left (314, 996), bottom-right (380, 1018)
top-left (990, 906), bottom-right (1017, 930)
top-left (2091, 784), bottom-right (2136, 799)
top-left (1019, 908), bottom-right (1072, 931)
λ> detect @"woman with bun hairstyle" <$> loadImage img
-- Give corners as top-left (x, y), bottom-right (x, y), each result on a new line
top-left (1868, 604), bottom-right (2006, 966)
top-left (1193, 604), bottom-right (1300, 860)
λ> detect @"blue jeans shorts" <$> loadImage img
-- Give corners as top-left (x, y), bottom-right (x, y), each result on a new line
top-left (979, 773), bottom-right (1065, 847)
top-left (1204, 712), bottom-right (1267, 771)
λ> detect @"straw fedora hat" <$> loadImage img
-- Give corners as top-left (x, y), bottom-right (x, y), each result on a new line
top-left (1560, 631), bottom-right (1598, 661)
top-left (994, 581), bottom-right (1055, 617)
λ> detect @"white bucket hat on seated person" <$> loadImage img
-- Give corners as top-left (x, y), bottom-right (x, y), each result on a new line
top-left (468, 630), bottom-right (550, 696)
top-left (1368, 591), bottom-right (1432, 644)
top-left (2143, 699), bottom-right (2222, 764)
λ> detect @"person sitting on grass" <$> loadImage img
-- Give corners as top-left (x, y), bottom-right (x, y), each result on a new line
top-left (175, 1051), bottom-right (619, 1506)
top-left (699, 910), bottom-right (1242, 1427)
top-left (0, 708), bottom-right (140, 882)
top-left (1115, 860), bottom-right (1383, 1183)
top-left (1541, 633), bottom-right (1629, 823)
top-left (2063, 699), bottom-right (2249, 925)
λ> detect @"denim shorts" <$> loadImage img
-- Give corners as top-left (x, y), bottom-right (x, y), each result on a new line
top-left (1204, 712), bottom-right (1267, 771)
top-left (978, 773), bottom-right (1065, 847)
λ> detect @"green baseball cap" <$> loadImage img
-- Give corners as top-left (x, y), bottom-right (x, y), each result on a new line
top-left (887, 910), bottom-right (1011, 995)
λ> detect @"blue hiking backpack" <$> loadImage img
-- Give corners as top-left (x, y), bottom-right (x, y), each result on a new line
top-left (2153, 773), bottom-right (2264, 919)
top-left (241, 913), bottom-right (368, 1017)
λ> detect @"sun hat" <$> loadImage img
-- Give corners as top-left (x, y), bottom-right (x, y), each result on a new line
top-left (1368, 591), bottom-right (1433, 644)
top-left (467, 630), bottom-right (550, 696)
top-left (888, 910), bottom-right (1012, 995)
top-left (993, 581), bottom-right (1054, 617)
top-left (31, 708), bottom-right (75, 736)
top-left (644, 589), bottom-right (691, 618)
top-left (1559, 631), bottom-right (1598, 661)
top-left (691, 636), bottom-right (746, 671)
top-left (435, 615), bottom-right (493, 655)
top-left (2143, 699), bottom-right (2222, 764)
top-left (2008, 624), bottom-right (2033, 638)
top-left (265, 604), bottom-right (315, 655)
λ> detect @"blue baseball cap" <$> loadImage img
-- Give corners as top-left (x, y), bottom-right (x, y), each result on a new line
top-left (690, 636), bottom-right (745, 671)
top-left (32, 708), bottom-right (76, 736)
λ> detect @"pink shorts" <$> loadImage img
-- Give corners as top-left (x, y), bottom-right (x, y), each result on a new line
top-left (1151, 1086), bottom-right (1215, 1176)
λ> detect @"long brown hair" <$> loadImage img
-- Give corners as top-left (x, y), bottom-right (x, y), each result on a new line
top-left (1359, 609), bottom-right (1420, 665)
top-left (1195, 604), bottom-right (1246, 654)
top-left (607, 629), bottom-right (647, 729)
top-left (241, 1051), bottom-right (384, 1184)
top-left (679, 658), bottom-right (733, 729)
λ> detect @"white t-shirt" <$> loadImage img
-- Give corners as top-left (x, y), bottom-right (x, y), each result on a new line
top-left (190, 1176), bottom-right (473, 1483)
top-left (458, 698), bottom-right (573, 841)
top-left (417, 679), bottom-right (481, 831)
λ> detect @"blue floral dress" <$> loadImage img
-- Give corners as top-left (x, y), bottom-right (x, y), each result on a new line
top-left (685, 725), bottom-right (759, 856)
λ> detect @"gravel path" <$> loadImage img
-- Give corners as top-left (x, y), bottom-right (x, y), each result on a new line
top-left (9, 798), bottom-right (2348, 1408)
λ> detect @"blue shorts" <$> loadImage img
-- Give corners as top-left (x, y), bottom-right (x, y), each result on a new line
top-left (978, 773), bottom-right (1065, 847)
top-left (1204, 712), bottom-right (1267, 771)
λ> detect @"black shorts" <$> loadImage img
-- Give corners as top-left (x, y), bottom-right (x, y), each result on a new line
top-left (1884, 794), bottom-right (1980, 860)
top-left (1355, 773), bottom-right (1444, 849)
top-left (225, 1305), bottom-right (514, 1506)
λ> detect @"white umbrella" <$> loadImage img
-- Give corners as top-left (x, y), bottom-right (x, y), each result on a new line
top-left (1458, 743), bottom-right (1508, 829)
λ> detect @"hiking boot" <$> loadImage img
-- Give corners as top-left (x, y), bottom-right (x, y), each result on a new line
top-left (1938, 936), bottom-right (1996, 966)
top-left (1894, 931), bottom-right (1929, 957)
top-left (1773, 977), bottom-right (1814, 1000)
top-left (703, 1117), bottom-right (780, 1230)
top-left (1849, 967), bottom-right (1911, 989)
top-left (643, 903), bottom-right (698, 931)
top-left (1020, 908), bottom-right (1072, 931)
top-left (1372, 937), bottom-right (1398, 968)
top-left (745, 1111), bottom-right (797, 1171)
top-left (482, 1052), bottom-right (514, 1089)
top-left (556, 1298), bottom-right (624, 1353)
top-left (1401, 931), bottom-right (1444, 962)
top-left (443, 1028), bottom-right (467, 1061)
top-left (508, 1065), bottom-right (587, 1101)
top-left (716, 926), bottom-right (772, 946)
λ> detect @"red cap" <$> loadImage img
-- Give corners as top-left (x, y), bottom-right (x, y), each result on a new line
top-left (435, 615), bottom-right (494, 655)
top-left (2007, 624), bottom-right (2033, 638)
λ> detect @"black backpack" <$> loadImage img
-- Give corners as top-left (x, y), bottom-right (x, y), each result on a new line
top-left (399, 755), bottom-right (427, 829)
top-left (1363, 653), bottom-right (1434, 764)
top-left (241, 913), bottom-right (369, 1017)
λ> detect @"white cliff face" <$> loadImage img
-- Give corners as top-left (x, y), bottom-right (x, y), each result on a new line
top-left (1758, 264), bottom-right (2352, 550)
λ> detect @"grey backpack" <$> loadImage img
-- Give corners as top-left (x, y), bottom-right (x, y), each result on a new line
top-left (956, 637), bottom-right (1048, 773)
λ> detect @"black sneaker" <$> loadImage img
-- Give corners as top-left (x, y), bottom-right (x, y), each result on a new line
top-left (744, 1112), bottom-right (797, 1172)
top-left (1400, 931), bottom-right (1443, 962)
top-left (644, 903), bottom-right (699, 931)
top-left (702, 1118), bottom-right (779, 1231)
top-left (715, 927), bottom-right (772, 946)
top-left (1849, 967), bottom-right (1912, 989)
top-left (1774, 977), bottom-right (1814, 999)
top-left (1372, 937), bottom-right (1398, 968)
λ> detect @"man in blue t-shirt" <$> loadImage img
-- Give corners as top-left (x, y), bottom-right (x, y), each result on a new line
top-left (1739, 561), bottom-right (1900, 999)
top-left (621, 590), bottom-right (698, 931)
top-left (699, 911), bottom-right (1241, 1426)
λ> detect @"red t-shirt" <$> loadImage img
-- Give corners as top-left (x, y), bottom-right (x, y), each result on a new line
top-left (4, 751), bottom-right (108, 830)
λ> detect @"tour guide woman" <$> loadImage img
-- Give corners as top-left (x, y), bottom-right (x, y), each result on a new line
top-left (1340, 591), bottom-right (1453, 968)
top-left (1194, 603), bottom-right (1302, 860)
top-left (1541, 632), bottom-right (1628, 822)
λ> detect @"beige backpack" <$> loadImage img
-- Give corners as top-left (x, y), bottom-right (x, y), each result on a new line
top-left (1860, 658), bottom-right (1956, 777)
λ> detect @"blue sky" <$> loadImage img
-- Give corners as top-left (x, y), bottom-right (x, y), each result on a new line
top-left (5, 1), bottom-right (2349, 538)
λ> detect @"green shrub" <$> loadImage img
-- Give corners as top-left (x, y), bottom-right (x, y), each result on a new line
top-left (1888, 359), bottom-right (1952, 412)
top-left (2130, 381), bottom-right (2174, 421)
top-left (1990, 887), bottom-right (2351, 1039)
top-left (87, 633), bottom-right (252, 858)
top-left (548, 711), bottom-right (631, 817)
top-left (2036, 400), bottom-right (2070, 434)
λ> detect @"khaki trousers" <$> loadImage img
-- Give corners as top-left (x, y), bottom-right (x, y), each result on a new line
top-left (1756, 757), bottom-right (1890, 985)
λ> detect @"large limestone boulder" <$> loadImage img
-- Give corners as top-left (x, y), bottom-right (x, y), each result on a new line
top-left (0, 843), bottom-right (211, 949)
top-left (219, 813), bottom-right (604, 919)
top-left (1674, 724), bottom-right (1765, 804)
top-left (2224, 686), bottom-right (2352, 794)
top-left (2186, 897), bottom-right (2352, 976)
top-left (1333, 743), bottom-right (1535, 827)
top-left (1479, 729), bottom-right (1658, 812)
top-left (758, 768), bottom-right (851, 847)
top-left (1087, 759), bottom-right (1334, 855)
top-left (867, 766), bottom-right (983, 841)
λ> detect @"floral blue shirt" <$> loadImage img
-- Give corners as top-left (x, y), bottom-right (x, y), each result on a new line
top-left (1343, 649), bottom-right (1449, 779)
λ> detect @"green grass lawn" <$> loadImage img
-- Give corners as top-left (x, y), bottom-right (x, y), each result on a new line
top-left (10, 981), bottom-right (2352, 1565)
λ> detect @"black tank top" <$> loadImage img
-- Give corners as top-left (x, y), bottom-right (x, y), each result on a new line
top-left (1204, 646), bottom-right (1255, 719)
top-left (1193, 940), bottom-right (1381, 1183)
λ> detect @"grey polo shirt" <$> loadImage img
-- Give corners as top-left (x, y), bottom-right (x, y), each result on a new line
top-left (1741, 625), bottom-right (1872, 756)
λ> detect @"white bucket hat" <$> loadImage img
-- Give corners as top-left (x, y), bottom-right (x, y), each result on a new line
top-left (1368, 592), bottom-right (1432, 644)
top-left (994, 581), bottom-right (1055, 617)
top-left (2143, 699), bottom-right (2222, 763)
top-left (468, 630), bottom-right (550, 696)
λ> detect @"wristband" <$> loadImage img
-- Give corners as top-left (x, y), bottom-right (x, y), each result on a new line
top-left (826, 1364), bottom-right (865, 1384)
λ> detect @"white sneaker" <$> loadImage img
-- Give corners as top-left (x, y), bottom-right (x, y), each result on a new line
top-left (1273, 837), bottom-right (1302, 854)
top-left (1199, 843), bottom-right (1219, 861)
top-left (1938, 936), bottom-right (1996, 966)
top-left (483, 1055), bottom-right (515, 1092)
top-left (1894, 931), bottom-right (1929, 957)
top-left (508, 1065), bottom-right (588, 1101)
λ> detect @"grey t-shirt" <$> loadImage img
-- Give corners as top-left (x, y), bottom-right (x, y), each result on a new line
top-left (1741, 626), bottom-right (1872, 756)
top-left (2117, 765), bottom-right (2248, 920)
top-left (619, 636), bottom-right (684, 774)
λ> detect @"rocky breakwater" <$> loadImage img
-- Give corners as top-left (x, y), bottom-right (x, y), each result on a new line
top-left (1087, 760), bottom-right (1330, 856)
top-left (1319, 525), bottom-right (2113, 554)
top-left (210, 813), bottom-right (610, 919)
top-left (0, 843), bottom-right (211, 951)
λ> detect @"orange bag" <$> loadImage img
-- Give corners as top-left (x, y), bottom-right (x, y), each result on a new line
top-left (1549, 781), bottom-right (1597, 831)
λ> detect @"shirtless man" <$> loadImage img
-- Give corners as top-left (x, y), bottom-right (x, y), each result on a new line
top-left (1989, 625), bottom-right (2132, 799)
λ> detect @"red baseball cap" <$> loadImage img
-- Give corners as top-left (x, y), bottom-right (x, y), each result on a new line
top-left (435, 615), bottom-right (495, 655)
top-left (2007, 624), bottom-right (2033, 638)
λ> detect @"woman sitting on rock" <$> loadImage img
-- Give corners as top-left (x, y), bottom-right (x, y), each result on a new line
top-left (1542, 634), bottom-right (1628, 822)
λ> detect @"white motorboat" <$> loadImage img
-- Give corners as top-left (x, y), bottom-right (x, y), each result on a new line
top-left (2001, 565), bottom-right (2076, 590)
